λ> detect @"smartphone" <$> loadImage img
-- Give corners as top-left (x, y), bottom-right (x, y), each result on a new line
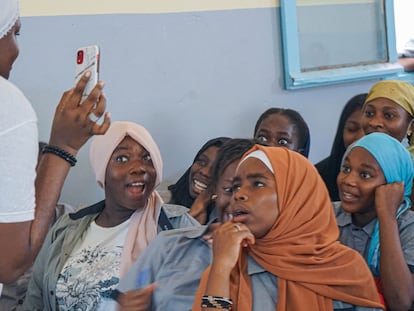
top-left (75, 45), bottom-right (100, 101)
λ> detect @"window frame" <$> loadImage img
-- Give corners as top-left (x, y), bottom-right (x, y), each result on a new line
top-left (279, 0), bottom-right (404, 89)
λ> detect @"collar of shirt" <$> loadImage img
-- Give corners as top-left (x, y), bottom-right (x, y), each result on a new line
top-left (247, 255), bottom-right (266, 275)
top-left (335, 205), bottom-right (376, 236)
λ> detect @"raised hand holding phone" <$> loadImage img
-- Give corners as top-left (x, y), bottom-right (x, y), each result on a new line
top-left (50, 73), bottom-right (110, 153)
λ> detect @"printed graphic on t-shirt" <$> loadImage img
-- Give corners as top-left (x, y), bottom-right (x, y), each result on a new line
top-left (55, 245), bottom-right (122, 311)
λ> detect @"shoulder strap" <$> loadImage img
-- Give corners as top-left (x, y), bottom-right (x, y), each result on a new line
top-left (69, 200), bottom-right (105, 220)
top-left (158, 207), bottom-right (174, 231)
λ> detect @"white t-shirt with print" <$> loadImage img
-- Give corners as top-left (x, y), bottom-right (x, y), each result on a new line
top-left (55, 219), bottom-right (130, 311)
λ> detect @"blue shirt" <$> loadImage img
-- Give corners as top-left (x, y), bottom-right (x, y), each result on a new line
top-left (117, 222), bottom-right (382, 310)
top-left (334, 201), bottom-right (414, 273)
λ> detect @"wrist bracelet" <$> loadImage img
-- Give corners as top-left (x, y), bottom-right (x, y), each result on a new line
top-left (201, 295), bottom-right (233, 309)
top-left (42, 145), bottom-right (77, 167)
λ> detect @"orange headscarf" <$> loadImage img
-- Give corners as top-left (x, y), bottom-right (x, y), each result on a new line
top-left (193, 145), bottom-right (383, 311)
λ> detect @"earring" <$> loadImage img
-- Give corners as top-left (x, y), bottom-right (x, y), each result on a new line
top-left (210, 194), bottom-right (218, 201)
top-left (407, 130), bottom-right (414, 145)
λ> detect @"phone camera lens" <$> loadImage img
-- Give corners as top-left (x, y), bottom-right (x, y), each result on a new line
top-left (77, 50), bottom-right (84, 64)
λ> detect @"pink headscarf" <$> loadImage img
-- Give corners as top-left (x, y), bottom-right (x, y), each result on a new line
top-left (90, 121), bottom-right (162, 188)
top-left (89, 121), bottom-right (164, 276)
top-left (0, 0), bottom-right (19, 39)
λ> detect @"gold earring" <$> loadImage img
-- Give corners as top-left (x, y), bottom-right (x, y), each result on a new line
top-left (407, 130), bottom-right (413, 144)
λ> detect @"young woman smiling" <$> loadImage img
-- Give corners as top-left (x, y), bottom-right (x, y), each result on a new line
top-left (336, 132), bottom-right (414, 311)
top-left (361, 80), bottom-right (414, 156)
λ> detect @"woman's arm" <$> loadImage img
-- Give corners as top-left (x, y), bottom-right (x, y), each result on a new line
top-left (376, 182), bottom-right (414, 311)
top-left (202, 222), bottom-right (254, 311)
top-left (20, 222), bottom-right (58, 310)
top-left (0, 74), bottom-right (110, 282)
top-left (398, 57), bottom-right (414, 72)
top-left (117, 285), bottom-right (156, 311)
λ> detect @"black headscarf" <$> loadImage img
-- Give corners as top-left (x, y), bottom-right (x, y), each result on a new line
top-left (315, 93), bottom-right (367, 201)
top-left (167, 137), bottom-right (230, 208)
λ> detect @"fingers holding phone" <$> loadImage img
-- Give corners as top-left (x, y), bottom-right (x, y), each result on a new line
top-left (50, 82), bottom-right (110, 152)
top-left (48, 45), bottom-right (109, 151)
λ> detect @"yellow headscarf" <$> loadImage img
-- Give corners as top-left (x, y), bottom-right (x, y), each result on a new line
top-left (365, 80), bottom-right (414, 117)
top-left (365, 80), bottom-right (414, 152)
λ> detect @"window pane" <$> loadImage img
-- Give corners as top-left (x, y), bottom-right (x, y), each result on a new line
top-left (297, 0), bottom-right (387, 72)
top-left (280, 0), bottom-right (402, 89)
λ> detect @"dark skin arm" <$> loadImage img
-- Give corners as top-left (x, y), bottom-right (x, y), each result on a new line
top-left (117, 284), bottom-right (156, 311)
top-left (202, 221), bottom-right (255, 310)
top-left (376, 182), bottom-right (414, 311)
top-left (0, 73), bottom-right (110, 283)
top-left (398, 57), bottom-right (414, 72)
top-left (189, 188), bottom-right (214, 225)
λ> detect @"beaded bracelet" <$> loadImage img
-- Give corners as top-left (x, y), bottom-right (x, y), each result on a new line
top-left (42, 145), bottom-right (77, 167)
top-left (201, 295), bottom-right (233, 310)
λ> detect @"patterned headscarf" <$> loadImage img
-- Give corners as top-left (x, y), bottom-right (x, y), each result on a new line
top-left (194, 145), bottom-right (383, 311)
top-left (343, 132), bottom-right (414, 276)
top-left (0, 0), bottom-right (19, 39)
top-left (89, 121), bottom-right (164, 277)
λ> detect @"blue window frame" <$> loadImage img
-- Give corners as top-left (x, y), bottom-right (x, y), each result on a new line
top-left (280, 0), bottom-right (404, 89)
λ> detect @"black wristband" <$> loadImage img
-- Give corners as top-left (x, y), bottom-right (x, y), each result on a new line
top-left (42, 145), bottom-right (77, 167)
top-left (201, 295), bottom-right (233, 309)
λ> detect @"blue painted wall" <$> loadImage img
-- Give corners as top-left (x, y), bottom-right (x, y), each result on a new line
top-left (11, 7), bottom-right (382, 207)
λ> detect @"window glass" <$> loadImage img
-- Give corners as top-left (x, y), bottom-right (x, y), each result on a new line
top-left (298, 1), bottom-right (387, 71)
top-left (280, 0), bottom-right (403, 89)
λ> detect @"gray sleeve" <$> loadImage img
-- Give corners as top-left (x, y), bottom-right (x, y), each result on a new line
top-left (117, 205), bottom-right (201, 291)
top-left (117, 235), bottom-right (165, 293)
top-left (332, 201), bottom-right (342, 216)
top-left (116, 229), bottom-right (209, 311)
top-left (399, 218), bottom-right (414, 269)
top-left (20, 227), bottom-right (54, 310)
top-left (170, 212), bottom-right (201, 229)
top-left (162, 204), bottom-right (201, 229)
